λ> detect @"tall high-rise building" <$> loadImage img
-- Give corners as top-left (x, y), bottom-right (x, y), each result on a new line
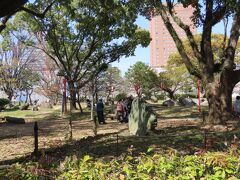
top-left (149, 5), bottom-right (197, 70)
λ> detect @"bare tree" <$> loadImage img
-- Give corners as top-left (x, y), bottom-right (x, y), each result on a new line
top-left (35, 58), bottom-right (62, 104)
top-left (0, 30), bottom-right (36, 101)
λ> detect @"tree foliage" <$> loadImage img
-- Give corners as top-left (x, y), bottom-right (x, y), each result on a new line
top-left (163, 34), bottom-right (240, 99)
top-left (35, 60), bottom-right (62, 104)
top-left (136, 0), bottom-right (240, 124)
top-left (125, 61), bottom-right (157, 98)
top-left (17, 0), bottom-right (150, 109)
top-left (157, 61), bottom-right (194, 99)
top-left (94, 66), bottom-right (123, 101)
top-left (19, 68), bottom-right (41, 104)
top-left (0, 0), bottom-right (55, 33)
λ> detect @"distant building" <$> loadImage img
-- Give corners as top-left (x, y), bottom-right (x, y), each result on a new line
top-left (149, 4), bottom-right (197, 68)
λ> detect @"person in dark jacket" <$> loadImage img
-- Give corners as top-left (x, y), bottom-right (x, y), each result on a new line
top-left (122, 96), bottom-right (133, 123)
top-left (96, 99), bottom-right (106, 124)
top-left (86, 99), bottom-right (91, 109)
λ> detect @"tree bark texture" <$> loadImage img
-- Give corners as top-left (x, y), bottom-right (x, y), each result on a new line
top-left (204, 83), bottom-right (232, 125)
top-left (154, 1), bottom-right (240, 125)
top-left (68, 81), bottom-right (77, 110)
top-left (76, 91), bottom-right (83, 113)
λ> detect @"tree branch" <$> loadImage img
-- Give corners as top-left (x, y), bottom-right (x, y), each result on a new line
top-left (166, 1), bottom-right (202, 62)
top-left (221, 12), bottom-right (240, 71)
top-left (222, 16), bottom-right (229, 52)
top-left (0, 15), bottom-right (11, 33)
top-left (200, 0), bottom-right (214, 75)
top-left (155, 1), bottom-right (201, 78)
top-left (20, 1), bottom-right (55, 19)
top-left (212, 6), bottom-right (227, 26)
top-left (74, 33), bottom-right (99, 80)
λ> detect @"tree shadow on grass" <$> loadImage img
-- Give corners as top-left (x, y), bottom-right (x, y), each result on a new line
top-left (154, 125), bottom-right (201, 135)
top-left (0, 129), bottom-right (127, 166)
top-left (70, 111), bottom-right (91, 121)
top-left (2, 125), bottom-right (240, 169)
top-left (0, 110), bottom-right (93, 141)
top-left (150, 104), bottom-right (204, 120)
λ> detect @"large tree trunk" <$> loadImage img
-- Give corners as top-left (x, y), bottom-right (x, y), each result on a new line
top-left (205, 72), bottom-right (235, 124)
top-left (76, 91), bottom-right (83, 113)
top-left (68, 81), bottom-right (77, 110)
top-left (91, 93), bottom-right (95, 121)
top-left (6, 92), bottom-right (13, 101)
top-left (29, 89), bottom-right (33, 105)
top-left (25, 89), bottom-right (29, 103)
top-left (160, 86), bottom-right (175, 100)
top-left (95, 92), bottom-right (99, 102)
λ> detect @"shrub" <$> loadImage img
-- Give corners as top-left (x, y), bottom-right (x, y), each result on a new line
top-left (176, 93), bottom-right (198, 100)
top-left (156, 93), bottom-right (166, 100)
top-left (115, 92), bottom-right (127, 101)
top-left (58, 151), bottom-right (240, 179)
top-left (2, 149), bottom-right (240, 179)
top-left (12, 105), bottom-right (20, 110)
top-left (187, 93), bottom-right (198, 98)
top-left (0, 98), bottom-right (10, 110)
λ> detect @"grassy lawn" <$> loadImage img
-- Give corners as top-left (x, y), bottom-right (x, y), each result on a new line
top-left (150, 103), bottom-right (208, 120)
top-left (0, 106), bottom-right (61, 119)
top-left (0, 101), bottom-right (207, 120)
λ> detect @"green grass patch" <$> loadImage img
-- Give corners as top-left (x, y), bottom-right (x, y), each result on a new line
top-left (152, 104), bottom-right (208, 119)
top-left (0, 106), bottom-right (61, 119)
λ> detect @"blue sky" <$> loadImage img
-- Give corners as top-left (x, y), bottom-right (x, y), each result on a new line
top-left (112, 15), bottom-right (230, 76)
top-left (111, 16), bottom-right (150, 76)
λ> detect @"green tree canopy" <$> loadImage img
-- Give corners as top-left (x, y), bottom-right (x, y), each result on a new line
top-left (98, 66), bottom-right (123, 102)
top-left (167, 34), bottom-right (240, 96)
top-left (125, 61), bottom-right (157, 98)
top-left (16, 0), bottom-right (150, 109)
top-left (136, 0), bottom-right (240, 124)
top-left (157, 63), bottom-right (194, 100)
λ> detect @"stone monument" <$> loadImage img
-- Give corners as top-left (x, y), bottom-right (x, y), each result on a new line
top-left (128, 97), bottom-right (157, 136)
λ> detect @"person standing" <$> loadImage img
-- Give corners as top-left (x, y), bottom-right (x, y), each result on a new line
top-left (96, 99), bottom-right (106, 124)
top-left (123, 96), bottom-right (133, 123)
top-left (126, 96), bottom-right (133, 114)
top-left (116, 99), bottom-right (124, 122)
